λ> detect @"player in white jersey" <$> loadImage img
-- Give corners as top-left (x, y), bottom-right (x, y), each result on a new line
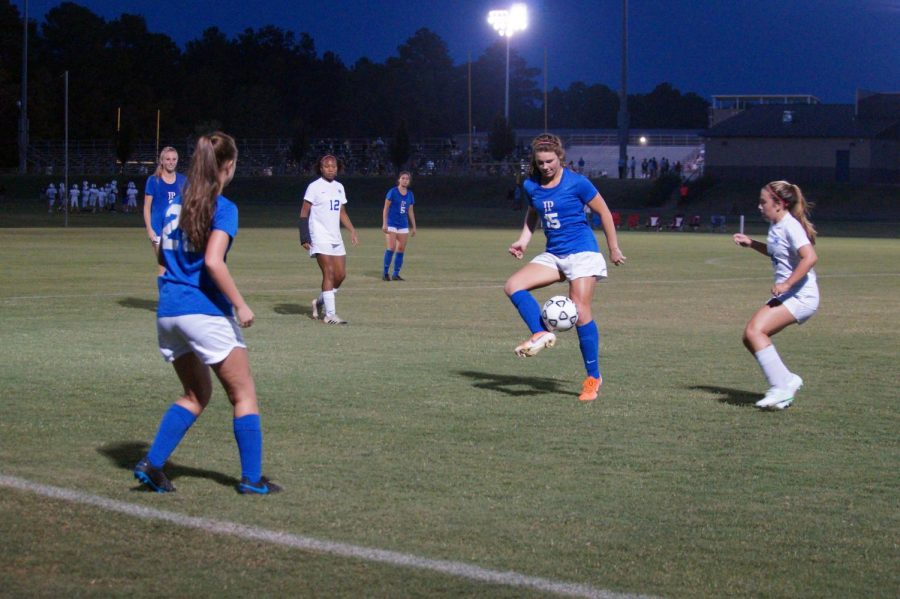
top-left (125, 181), bottom-right (138, 212)
top-left (46, 183), bottom-right (58, 212)
top-left (733, 180), bottom-right (819, 410)
top-left (299, 155), bottom-right (359, 324)
top-left (69, 185), bottom-right (80, 210)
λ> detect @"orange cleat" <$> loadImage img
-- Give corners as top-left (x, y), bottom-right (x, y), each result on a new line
top-left (514, 331), bottom-right (556, 358)
top-left (578, 376), bottom-right (602, 401)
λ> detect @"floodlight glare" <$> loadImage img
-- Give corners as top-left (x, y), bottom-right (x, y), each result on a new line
top-left (487, 4), bottom-right (529, 122)
top-left (487, 3), bottom-right (528, 37)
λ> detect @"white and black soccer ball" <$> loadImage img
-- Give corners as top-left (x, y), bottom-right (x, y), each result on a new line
top-left (541, 295), bottom-right (578, 332)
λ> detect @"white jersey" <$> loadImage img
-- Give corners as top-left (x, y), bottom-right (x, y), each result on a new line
top-left (303, 177), bottom-right (347, 246)
top-left (767, 213), bottom-right (817, 292)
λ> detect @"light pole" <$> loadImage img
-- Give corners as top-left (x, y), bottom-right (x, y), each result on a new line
top-left (18, 0), bottom-right (28, 174)
top-left (617, 0), bottom-right (630, 179)
top-left (487, 3), bottom-right (528, 123)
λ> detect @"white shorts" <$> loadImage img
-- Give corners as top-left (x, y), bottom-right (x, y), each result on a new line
top-left (530, 251), bottom-right (607, 281)
top-left (767, 285), bottom-right (819, 324)
top-left (386, 226), bottom-right (409, 234)
top-left (309, 241), bottom-right (346, 257)
top-left (157, 314), bottom-right (246, 365)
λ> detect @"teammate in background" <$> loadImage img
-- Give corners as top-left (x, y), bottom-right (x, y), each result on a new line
top-left (732, 180), bottom-right (818, 410)
top-left (381, 171), bottom-right (417, 281)
top-left (299, 155), bottom-right (359, 325)
top-left (125, 181), bottom-right (139, 213)
top-left (144, 146), bottom-right (186, 272)
top-left (68, 184), bottom-right (80, 211)
top-left (505, 133), bottom-right (626, 402)
top-left (58, 183), bottom-right (66, 209)
top-left (46, 183), bottom-right (57, 212)
top-left (134, 131), bottom-right (280, 495)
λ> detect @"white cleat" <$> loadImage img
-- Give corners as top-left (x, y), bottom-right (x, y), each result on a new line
top-left (756, 374), bottom-right (803, 410)
top-left (514, 331), bottom-right (557, 358)
top-left (323, 314), bottom-right (348, 325)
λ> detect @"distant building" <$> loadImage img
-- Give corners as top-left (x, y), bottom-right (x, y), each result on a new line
top-left (703, 91), bottom-right (900, 183)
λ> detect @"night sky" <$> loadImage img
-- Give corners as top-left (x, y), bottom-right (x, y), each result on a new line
top-left (13, 0), bottom-right (900, 103)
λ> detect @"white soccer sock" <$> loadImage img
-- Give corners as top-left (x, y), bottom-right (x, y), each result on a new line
top-left (322, 289), bottom-right (336, 316)
top-left (754, 345), bottom-right (792, 388)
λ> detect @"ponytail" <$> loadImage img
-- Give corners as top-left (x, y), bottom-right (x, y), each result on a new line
top-left (181, 132), bottom-right (237, 250)
top-left (767, 180), bottom-right (816, 244)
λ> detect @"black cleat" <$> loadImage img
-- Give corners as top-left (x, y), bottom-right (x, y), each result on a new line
top-left (382, 273), bottom-right (391, 281)
top-left (134, 458), bottom-right (175, 493)
top-left (237, 476), bottom-right (282, 495)
top-left (391, 274), bottom-right (405, 281)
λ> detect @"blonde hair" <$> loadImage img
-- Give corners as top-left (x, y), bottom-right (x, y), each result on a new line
top-left (153, 146), bottom-right (178, 179)
top-left (180, 132), bottom-right (237, 250)
top-left (529, 133), bottom-right (566, 178)
top-left (766, 180), bottom-right (816, 244)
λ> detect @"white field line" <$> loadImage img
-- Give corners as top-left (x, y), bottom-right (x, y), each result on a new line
top-left (1, 272), bottom-right (897, 303)
top-left (0, 474), bottom-right (657, 599)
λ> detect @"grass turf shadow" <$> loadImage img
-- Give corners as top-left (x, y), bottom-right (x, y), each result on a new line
top-left (457, 370), bottom-right (574, 397)
top-left (98, 441), bottom-right (239, 491)
top-left (273, 303), bottom-right (308, 316)
top-left (690, 385), bottom-right (760, 407)
top-left (117, 297), bottom-right (157, 312)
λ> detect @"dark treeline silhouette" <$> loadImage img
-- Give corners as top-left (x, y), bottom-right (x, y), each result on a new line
top-left (0, 1), bottom-right (709, 167)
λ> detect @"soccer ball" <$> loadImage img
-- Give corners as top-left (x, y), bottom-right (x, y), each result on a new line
top-left (541, 295), bottom-right (578, 331)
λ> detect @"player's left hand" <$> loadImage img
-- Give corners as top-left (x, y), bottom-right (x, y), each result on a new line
top-left (350, 231), bottom-right (359, 246)
top-left (772, 282), bottom-right (791, 297)
top-left (235, 305), bottom-right (255, 328)
top-left (610, 247), bottom-right (626, 265)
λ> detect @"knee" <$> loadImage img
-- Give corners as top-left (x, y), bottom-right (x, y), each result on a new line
top-left (504, 280), bottom-right (520, 297)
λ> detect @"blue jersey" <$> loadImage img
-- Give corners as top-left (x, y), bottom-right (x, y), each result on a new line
top-left (385, 187), bottom-right (415, 228)
top-left (145, 173), bottom-right (187, 235)
top-left (523, 169), bottom-right (599, 256)
top-left (157, 195), bottom-right (238, 318)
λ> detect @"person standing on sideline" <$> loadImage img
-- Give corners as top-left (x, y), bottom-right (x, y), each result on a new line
top-left (46, 182), bottom-right (57, 212)
top-left (134, 132), bottom-right (280, 495)
top-left (300, 155), bottom-right (359, 324)
top-left (732, 180), bottom-right (818, 410)
top-left (143, 146), bottom-right (187, 273)
top-left (505, 134), bottom-right (626, 401)
top-left (381, 171), bottom-right (417, 281)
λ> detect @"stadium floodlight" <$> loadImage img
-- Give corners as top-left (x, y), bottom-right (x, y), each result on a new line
top-left (487, 3), bottom-right (528, 122)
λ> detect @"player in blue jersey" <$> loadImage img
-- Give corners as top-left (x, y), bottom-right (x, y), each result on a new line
top-left (733, 180), bottom-right (818, 410)
top-left (505, 134), bottom-right (626, 401)
top-left (133, 132), bottom-right (280, 495)
top-left (143, 146), bottom-right (187, 274)
top-left (381, 171), bottom-right (417, 281)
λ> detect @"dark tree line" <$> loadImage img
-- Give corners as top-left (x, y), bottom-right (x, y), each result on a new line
top-left (0, 0), bottom-right (709, 167)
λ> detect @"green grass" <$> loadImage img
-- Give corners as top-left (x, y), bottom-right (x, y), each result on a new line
top-left (0, 218), bottom-right (898, 597)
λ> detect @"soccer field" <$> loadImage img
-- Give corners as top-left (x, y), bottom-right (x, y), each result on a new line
top-left (0, 226), bottom-right (897, 598)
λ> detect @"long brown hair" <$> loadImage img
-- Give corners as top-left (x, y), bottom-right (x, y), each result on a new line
top-left (766, 180), bottom-right (817, 244)
top-left (180, 132), bottom-right (237, 250)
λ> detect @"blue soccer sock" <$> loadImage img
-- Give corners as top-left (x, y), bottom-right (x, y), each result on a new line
top-left (146, 404), bottom-right (197, 468)
top-left (510, 289), bottom-right (545, 335)
top-left (233, 414), bottom-right (262, 483)
top-left (576, 320), bottom-right (601, 378)
top-left (382, 250), bottom-right (394, 275)
top-left (392, 252), bottom-right (405, 275)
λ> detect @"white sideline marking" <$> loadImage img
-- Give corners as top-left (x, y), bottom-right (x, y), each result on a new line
top-left (0, 474), bottom-right (657, 599)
